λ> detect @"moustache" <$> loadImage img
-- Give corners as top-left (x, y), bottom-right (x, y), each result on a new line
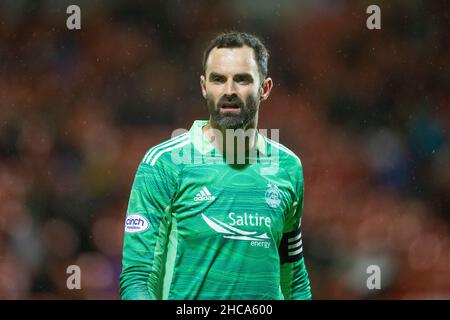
top-left (217, 96), bottom-right (245, 109)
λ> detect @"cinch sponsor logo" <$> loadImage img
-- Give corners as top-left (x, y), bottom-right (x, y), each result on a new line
top-left (125, 214), bottom-right (149, 233)
top-left (201, 212), bottom-right (272, 248)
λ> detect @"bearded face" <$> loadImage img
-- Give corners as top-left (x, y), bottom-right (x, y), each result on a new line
top-left (206, 91), bottom-right (259, 130)
top-left (201, 46), bottom-right (268, 131)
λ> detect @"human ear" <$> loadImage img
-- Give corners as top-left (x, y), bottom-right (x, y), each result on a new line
top-left (260, 77), bottom-right (273, 101)
top-left (200, 75), bottom-right (207, 99)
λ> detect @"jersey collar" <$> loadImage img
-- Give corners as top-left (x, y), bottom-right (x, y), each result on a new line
top-left (189, 120), bottom-right (267, 156)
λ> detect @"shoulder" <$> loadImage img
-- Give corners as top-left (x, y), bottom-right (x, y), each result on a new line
top-left (140, 132), bottom-right (192, 168)
top-left (263, 135), bottom-right (303, 170)
top-left (262, 136), bottom-right (304, 194)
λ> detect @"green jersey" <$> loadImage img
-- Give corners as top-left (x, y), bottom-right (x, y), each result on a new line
top-left (119, 120), bottom-right (312, 300)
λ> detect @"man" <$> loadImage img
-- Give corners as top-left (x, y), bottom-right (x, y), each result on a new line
top-left (119, 32), bottom-right (312, 300)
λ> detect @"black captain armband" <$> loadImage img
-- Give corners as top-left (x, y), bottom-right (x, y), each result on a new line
top-left (278, 227), bottom-right (303, 263)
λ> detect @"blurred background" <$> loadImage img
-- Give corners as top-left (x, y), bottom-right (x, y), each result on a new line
top-left (0, 0), bottom-right (449, 299)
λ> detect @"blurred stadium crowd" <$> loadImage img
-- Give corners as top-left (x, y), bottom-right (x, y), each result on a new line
top-left (0, 0), bottom-right (448, 299)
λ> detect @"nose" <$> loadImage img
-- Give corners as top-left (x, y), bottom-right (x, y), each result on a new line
top-left (224, 79), bottom-right (237, 96)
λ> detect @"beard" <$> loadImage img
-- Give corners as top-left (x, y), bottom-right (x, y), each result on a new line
top-left (206, 92), bottom-right (259, 130)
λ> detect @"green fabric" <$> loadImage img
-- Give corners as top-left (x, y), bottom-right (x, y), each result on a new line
top-left (120, 120), bottom-right (311, 300)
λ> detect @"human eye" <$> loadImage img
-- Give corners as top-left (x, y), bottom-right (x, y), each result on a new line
top-left (235, 75), bottom-right (253, 85)
top-left (209, 74), bottom-right (226, 83)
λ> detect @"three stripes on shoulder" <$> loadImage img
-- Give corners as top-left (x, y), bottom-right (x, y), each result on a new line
top-left (142, 133), bottom-right (190, 166)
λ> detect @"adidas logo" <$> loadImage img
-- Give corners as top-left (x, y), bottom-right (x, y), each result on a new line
top-left (194, 187), bottom-right (215, 202)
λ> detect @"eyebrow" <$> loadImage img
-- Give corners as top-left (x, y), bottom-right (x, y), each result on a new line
top-left (209, 72), bottom-right (226, 81)
top-left (208, 72), bottom-right (254, 82)
top-left (234, 73), bottom-right (254, 82)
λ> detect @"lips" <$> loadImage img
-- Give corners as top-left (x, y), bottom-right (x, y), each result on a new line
top-left (221, 105), bottom-right (239, 109)
top-left (219, 104), bottom-right (241, 112)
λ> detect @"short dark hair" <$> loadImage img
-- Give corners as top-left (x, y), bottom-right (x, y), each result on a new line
top-left (202, 31), bottom-right (269, 81)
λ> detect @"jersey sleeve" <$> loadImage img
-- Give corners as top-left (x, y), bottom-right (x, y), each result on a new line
top-left (119, 158), bottom-right (177, 300)
top-left (278, 160), bottom-right (312, 300)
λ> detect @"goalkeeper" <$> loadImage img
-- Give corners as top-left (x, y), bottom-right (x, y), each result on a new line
top-left (119, 32), bottom-right (312, 300)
